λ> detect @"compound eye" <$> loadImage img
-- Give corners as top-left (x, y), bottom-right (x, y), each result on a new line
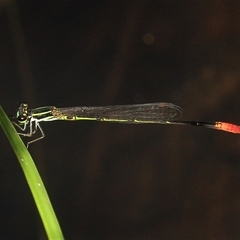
top-left (17, 114), bottom-right (28, 123)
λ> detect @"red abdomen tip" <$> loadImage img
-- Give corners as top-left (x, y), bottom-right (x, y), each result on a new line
top-left (217, 122), bottom-right (240, 134)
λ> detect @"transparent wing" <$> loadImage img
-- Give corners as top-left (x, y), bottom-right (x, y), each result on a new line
top-left (56, 102), bottom-right (183, 123)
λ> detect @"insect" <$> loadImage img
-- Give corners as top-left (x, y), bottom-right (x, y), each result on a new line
top-left (14, 102), bottom-right (240, 147)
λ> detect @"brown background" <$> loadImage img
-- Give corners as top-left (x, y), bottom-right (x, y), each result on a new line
top-left (1, 1), bottom-right (240, 239)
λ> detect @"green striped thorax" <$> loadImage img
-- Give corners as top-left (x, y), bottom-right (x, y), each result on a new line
top-left (16, 103), bottom-right (58, 124)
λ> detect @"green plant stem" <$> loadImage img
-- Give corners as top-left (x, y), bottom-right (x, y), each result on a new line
top-left (0, 106), bottom-right (64, 239)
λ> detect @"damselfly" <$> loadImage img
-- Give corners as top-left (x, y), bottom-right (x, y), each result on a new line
top-left (14, 102), bottom-right (240, 147)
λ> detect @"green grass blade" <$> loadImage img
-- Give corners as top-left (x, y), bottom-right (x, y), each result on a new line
top-left (0, 106), bottom-right (64, 239)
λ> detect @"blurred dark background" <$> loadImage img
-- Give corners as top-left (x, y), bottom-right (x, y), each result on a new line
top-left (1, 1), bottom-right (240, 239)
